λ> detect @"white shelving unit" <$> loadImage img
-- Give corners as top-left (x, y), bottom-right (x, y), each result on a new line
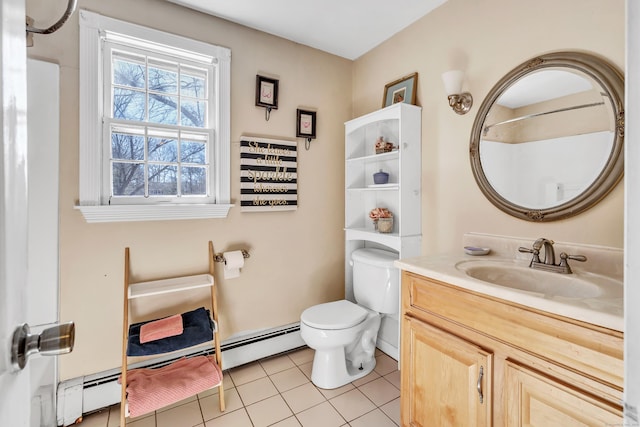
top-left (344, 103), bottom-right (422, 359)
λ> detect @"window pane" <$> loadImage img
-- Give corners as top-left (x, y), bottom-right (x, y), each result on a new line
top-left (181, 67), bottom-right (207, 98)
top-left (112, 162), bottom-right (144, 196)
top-left (181, 140), bottom-right (206, 164)
top-left (148, 61), bottom-right (178, 94)
top-left (148, 94), bottom-right (178, 125)
top-left (148, 164), bottom-right (177, 196)
top-left (112, 132), bottom-right (144, 160)
top-left (113, 88), bottom-right (146, 121)
top-left (181, 166), bottom-right (207, 195)
top-left (180, 99), bottom-right (206, 127)
top-left (113, 57), bottom-right (145, 89)
top-left (149, 137), bottom-right (177, 162)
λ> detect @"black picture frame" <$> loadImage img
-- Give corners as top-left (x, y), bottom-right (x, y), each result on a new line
top-left (296, 109), bottom-right (316, 139)
top-left (255, 75), bottom-right (279, 109)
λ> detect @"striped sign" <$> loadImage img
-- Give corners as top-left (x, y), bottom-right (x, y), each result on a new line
top-left (240, 136), bottom-right (298, 212)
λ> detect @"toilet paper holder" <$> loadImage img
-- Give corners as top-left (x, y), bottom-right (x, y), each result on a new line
top-left (214, 250), bottom-right (250, 263)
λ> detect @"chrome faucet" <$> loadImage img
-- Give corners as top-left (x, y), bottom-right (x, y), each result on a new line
top-left (533, 238), bottom-right (556, 265)
top-left (518, 238), bottom-right (586, 274)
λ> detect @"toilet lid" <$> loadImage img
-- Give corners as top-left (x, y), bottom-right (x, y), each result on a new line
top-left (301, 300), bottom-right (369, 330)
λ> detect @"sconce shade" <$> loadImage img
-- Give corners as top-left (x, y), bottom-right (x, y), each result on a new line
top-left (441, 69), bottom-right (472, 115)
top-left (441, 70), bottom-right (465, 95)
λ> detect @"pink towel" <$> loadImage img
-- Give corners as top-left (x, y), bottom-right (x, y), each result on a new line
top-left (121, 356), bottom-right (222, 418)
top-left (139, 314), bottom-right (183, 344)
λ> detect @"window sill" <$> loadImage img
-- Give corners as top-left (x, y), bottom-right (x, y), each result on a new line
top-left (75, 203), bottom-right (234, 223)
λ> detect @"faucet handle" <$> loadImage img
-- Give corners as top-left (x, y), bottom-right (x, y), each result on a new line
top-left (558, 252), bottom-right (587, 274)
top-left (559, 253), bottom-right (587, 263)
top-left (518, 246), bottom-right (540, 263)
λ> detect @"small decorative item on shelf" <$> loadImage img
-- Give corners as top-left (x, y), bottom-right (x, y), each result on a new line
top-left (373, 169), bottom-right (389, 185)
top-left (375, 136), bottom-right (395, 154)
top-left (369, 207), bottom-right (393, 233)
top-left (377, 217), bottom-right (393, 233)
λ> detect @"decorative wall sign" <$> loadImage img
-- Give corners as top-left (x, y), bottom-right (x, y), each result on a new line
top-left (240, 136), bottom-right (298, 212)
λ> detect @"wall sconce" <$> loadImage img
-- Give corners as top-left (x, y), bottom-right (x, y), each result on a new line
top-left (441, 70), bottom-right (473, 115)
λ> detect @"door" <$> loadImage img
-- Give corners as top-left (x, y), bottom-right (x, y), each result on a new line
top-left (504, 361), bottom-right (622, 426)
top-left (0, 0), bottom-right (33, 426)
top-left (1, 2), bottom-right (65, 426)
top-left (401, 316), bottom-right (492, 427)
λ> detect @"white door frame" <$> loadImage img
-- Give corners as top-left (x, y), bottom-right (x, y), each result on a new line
top-left (27, 58), bottom-right (61, 427)
top-left (625, 1), bottom-right (640, 424)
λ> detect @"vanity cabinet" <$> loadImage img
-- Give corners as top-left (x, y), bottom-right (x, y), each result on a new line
top-left (404, 316), bottom-right (492, 426)
top-left (344, 103), bottom-right (422, 358)
top-left (400, 271), bottom-right (623, 427)
top-left (503, 361), bottom-right (622, 426)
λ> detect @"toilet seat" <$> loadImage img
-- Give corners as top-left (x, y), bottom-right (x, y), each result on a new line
top-left (301, 300), bottom-right (368, 330)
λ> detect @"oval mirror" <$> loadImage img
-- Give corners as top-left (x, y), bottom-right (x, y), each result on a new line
top-left (470, 52), bottom-right (624, 221)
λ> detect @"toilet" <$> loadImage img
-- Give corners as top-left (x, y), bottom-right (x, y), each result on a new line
top-left (300, 248), bottom-right (399, 389)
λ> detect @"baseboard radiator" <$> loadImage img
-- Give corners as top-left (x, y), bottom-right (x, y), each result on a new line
top-left (57, 323), bottom-right (303, 426)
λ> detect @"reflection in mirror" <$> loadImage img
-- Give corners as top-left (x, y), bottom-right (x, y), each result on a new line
top-left (470, 52), bottom-right (624, 221)
top-left (481, 69), bottom-right (614, 208)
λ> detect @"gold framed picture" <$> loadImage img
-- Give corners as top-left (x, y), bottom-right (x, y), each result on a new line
top-left (382, 72), bottom-right (418, 108)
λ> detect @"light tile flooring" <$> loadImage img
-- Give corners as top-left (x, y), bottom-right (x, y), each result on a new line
top-left (80, 347), bottom-right (401, 427)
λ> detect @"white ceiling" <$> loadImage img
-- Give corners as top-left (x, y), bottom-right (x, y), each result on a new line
top-left (167, 0), bottom-right (447, 60)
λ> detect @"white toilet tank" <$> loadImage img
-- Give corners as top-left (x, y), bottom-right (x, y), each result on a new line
top-left (352, 248), bottom-right (399, 314)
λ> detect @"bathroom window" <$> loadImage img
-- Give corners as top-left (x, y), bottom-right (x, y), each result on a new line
top-left (77, 10), bottom-right (232, 222)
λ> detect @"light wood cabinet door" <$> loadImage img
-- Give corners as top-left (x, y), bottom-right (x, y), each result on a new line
top-left (401, 316), bottom-right (492, 427)
top-left (504, 361), bottom-right (621, 426)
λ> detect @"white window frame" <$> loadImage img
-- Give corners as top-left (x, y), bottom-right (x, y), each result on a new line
top-left (77, 10), bottom-right (232, 222)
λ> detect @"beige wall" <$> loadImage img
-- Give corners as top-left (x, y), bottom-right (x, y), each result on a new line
top-left (353, 0), bottom-right (625, 255)
top-left (26, 0), bottom-right (625, 380)
top-left (26, 0), bottom-right (352, 379)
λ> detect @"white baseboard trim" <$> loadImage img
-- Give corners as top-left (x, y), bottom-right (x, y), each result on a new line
top-left (57, 323), bottom-right (303, 426)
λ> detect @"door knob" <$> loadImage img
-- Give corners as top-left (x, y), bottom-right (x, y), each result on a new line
top-left (11, 321), bottom-right (75, 370)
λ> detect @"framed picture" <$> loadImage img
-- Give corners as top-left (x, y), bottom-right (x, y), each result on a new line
top-left (296, 109), bottom-right (316, 139)
top-left (255, 75), bottom-right (279, 109)
top-left (382, 72), bottom-right (418, 108)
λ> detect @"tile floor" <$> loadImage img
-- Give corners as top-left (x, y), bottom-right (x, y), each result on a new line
top-left (80, 347), bottom-right (401, 427)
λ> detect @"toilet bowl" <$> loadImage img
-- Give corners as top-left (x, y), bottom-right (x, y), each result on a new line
top-left (300, 300), bottom-right (381, 389)
top-left (300, 248), bottom-right (399, 389)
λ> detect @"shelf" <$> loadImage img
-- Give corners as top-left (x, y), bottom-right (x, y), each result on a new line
top-left (345, 228), bottom-right (400, 250)
top-left (122, 243), bottom-right (225, 426)
top-left (343, 104), bottom-right (422, 364)
top-left (347, 184), bottom-right (399, 192)
top-left (129, 274), bottom-right (214, 299)
top-left (346, 150), bottom-right (399, 163)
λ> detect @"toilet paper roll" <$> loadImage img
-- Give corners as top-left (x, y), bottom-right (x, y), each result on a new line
top-left (223, 250), bottom-right (245, 279)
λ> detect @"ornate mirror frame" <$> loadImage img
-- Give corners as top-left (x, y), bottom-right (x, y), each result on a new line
top-left (469, 51), bottom-right (624, 222)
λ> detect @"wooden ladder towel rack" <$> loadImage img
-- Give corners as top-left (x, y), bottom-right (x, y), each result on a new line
top-left (120, 241), bottom-right (225, 426)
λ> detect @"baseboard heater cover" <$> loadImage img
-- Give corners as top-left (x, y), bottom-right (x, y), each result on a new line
top-left (57, 323), bottom-right (303, 426)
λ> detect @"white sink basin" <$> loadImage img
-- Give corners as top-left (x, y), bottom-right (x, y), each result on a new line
top-left (455, 259), bottom-right (622, 299)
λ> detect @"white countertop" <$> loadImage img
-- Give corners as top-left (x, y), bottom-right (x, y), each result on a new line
top-left (395, 253), bottom-right (624, 332)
